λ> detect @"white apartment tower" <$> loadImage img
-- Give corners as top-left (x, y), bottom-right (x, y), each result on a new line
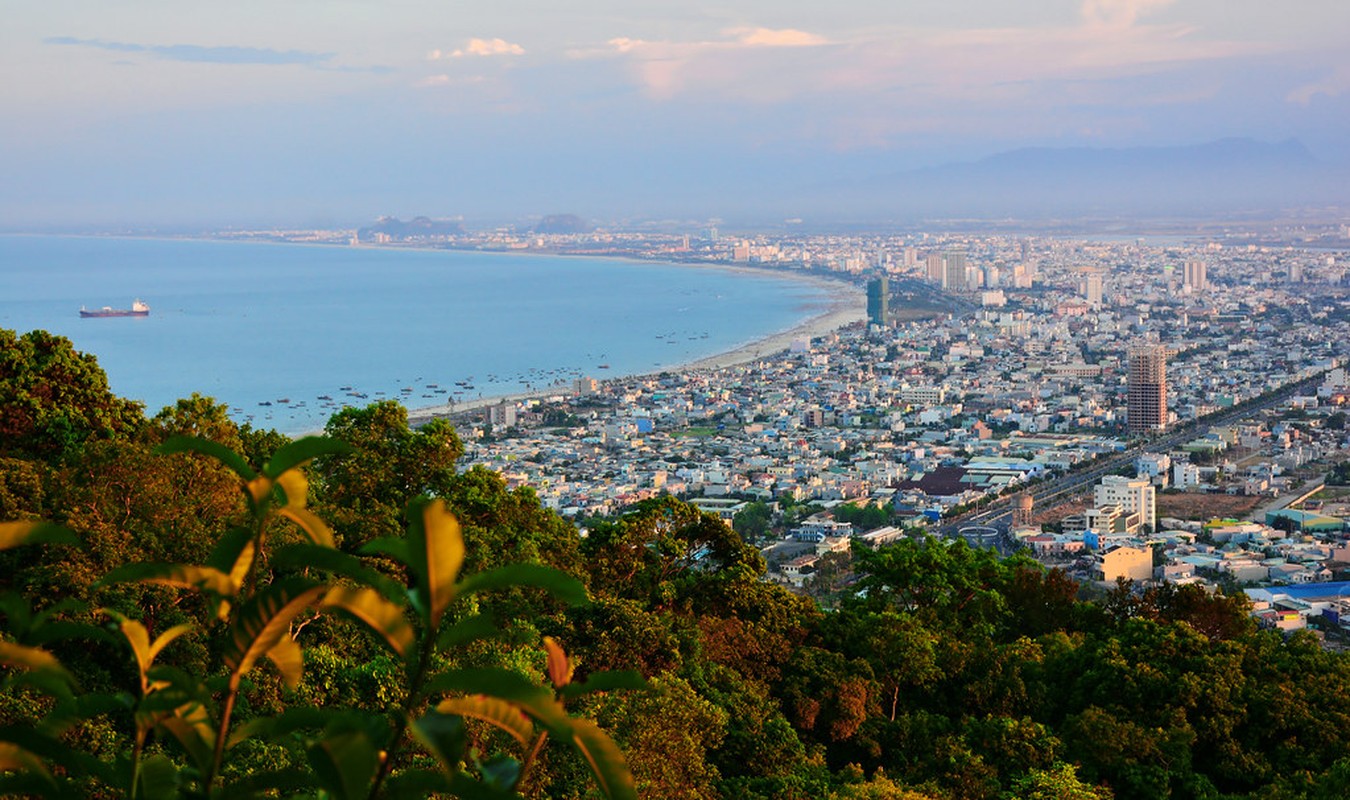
top-left (1080, 272), bottom-right (1104, 307)
top-left (1096, 475), bottom-right (1157, 532)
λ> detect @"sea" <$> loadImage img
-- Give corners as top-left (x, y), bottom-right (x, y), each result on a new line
top-left (0, 235), bottom-right (838, 434)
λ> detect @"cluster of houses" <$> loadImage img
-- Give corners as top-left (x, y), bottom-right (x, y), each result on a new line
top-left (447, 233), bottom-right (1350, 630)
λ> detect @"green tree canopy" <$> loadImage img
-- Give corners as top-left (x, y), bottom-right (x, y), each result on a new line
top-left (0, 328), bottom-right (144, 461)
top-left (314, 400), bottom-right (462, 547)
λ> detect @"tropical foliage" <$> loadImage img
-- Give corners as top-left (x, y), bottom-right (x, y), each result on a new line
top-left (6, 328), bottom-right (1350, 800)
top-left (0, 433), bottom-right (641, 799)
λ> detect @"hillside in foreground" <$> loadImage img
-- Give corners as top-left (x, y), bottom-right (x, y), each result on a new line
top-left (4, 327), bottom-right (1350, 799)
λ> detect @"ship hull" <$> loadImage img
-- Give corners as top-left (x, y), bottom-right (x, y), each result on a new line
top-left (79, 309), bottom-right (150, 318)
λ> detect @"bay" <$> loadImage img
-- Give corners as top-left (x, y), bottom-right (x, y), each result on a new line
top-left (0, 235), bottom-right (837, 433)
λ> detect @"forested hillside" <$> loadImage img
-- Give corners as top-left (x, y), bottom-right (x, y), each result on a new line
top-left (4, 328), bottom-right (1350, 799)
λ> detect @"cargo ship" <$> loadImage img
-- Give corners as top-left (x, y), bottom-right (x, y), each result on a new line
top-left (80, 299), bottom-right (150, 318)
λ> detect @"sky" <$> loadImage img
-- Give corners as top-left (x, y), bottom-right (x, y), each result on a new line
top-left (3, 0), bottom-right (1348, 227)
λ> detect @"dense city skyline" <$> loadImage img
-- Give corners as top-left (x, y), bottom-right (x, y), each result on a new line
top-left (5, 1), bottom-right (1350, 227)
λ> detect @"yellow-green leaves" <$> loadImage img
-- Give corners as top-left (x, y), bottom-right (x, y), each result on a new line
top-left (156, 701), bottom-right (216, 774)
top-left (222, 578), bottom-right (325, 682)
top-left (279, 506), bottom-right (336, 548)
top-left (246, 476), bottom-right (273, 506)
top-left (105, 612), bottom-right (192, 693)
top-left (0, 640), bottom-right (74, 686)
top-left (308, 729), bottom-right (381, 800)
top-left (157, 435), bottom-right (257, 481)
top-left (436, 696), bottom-right (536, 750)
top-left (274, 468), bottom-right (337, 546)
top-left (404, 498), bottom-right (465, 628)
top-left (425, 656), bottom-right (640, 800)
top-left (275, 468), bottom-right (308, 508)
top-left (566, 718), bottom-right (638, 800)
top-left (0, 521), bottom-right (78, 551)
top-left (544, 636), bottom-right (574, 689)
top-left (266, 634), bottom-right (304, 690)
top-left (99, 563), bottom-right (238, 596)
top-left (0, 742), bottom-right (51, 779)
top-left (423, 499), bottom-right (464, 627)
top-left (320, 586), bottom-right (413, 657)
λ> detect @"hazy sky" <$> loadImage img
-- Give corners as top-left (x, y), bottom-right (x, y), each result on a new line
top-left (4, 1), bottom-right (1348, 226)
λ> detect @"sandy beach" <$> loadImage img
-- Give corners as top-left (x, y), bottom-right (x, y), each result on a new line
top-left (406, 270), bottom-right (866, 426)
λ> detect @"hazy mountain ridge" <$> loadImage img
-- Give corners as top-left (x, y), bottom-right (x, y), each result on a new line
top-left (808, 138), bottom-right (1347, 220)
top-left (357, 215), bottom-right (464, 241)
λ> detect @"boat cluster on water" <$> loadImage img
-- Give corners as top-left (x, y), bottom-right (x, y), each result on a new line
top-left (238, 333), bottom-right (712, 427)
top-left (240, 365), bottom-right (588, 426)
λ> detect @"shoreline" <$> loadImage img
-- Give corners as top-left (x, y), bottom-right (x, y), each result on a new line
top-left (407, 278), bottom-right (866, 425)
top-left (11, 233), bottom-right (866, 431)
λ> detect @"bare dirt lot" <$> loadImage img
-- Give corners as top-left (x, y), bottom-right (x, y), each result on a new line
top-left (1156, 492), bottom-right (1264, 521)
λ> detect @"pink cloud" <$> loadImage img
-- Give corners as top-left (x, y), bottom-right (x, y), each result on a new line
top-left (429, 38), bottom-right (525, 60)
top-left (728, 28), bottom-right (829, 48)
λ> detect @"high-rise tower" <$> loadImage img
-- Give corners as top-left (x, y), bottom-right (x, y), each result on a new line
top-left (1183, 260), bottom-right (1207, 292)
top-left (943, 251), bottom-right (968, 291)
top-left (866, 276), bottom-right (890, 326)
top-left (1079, 270), bottom-right (1104, 307)
top-left (1127, 344), bottom-right (1167, 434)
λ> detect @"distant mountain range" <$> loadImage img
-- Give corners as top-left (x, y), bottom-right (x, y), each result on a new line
top-left (806, 138), bottom-right (1348, 220)
top-left (357, 216), bottom-right (464, 241)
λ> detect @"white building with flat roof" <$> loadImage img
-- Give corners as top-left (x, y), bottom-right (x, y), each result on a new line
top-left (1096, 474), bottom-right (1157, 531)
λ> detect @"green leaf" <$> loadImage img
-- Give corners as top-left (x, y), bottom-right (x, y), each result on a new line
top-left (456, 564), bottom-right (589, 607)
top-left (0, 521), bottom-right (79, 552)
top-left (0, 724), bottom-right (113, 782)
top-left (360, 536), bottom-right (410, 567)
top-left (228, 707), bottom-right (366, 749)
top-left (436, 696), bottom-right (535, 750)
top-left (407, 498), bottom-right (464, 628)
top-left (27, 621), bottom-right (117, 649)
top-left (105, 613), bottom-right (193, 688)
top-left (421, 668), bottom-right (555, 712)
top-left (0, 593), bottom-right (32, 634)
top-left (106, 614), bottom-right (150, 680)
top-left (265, 634), bottom-right (304, 689)
top-left (445, 773), bottom-right (518, 800)
top-left (263, 436), bottom-right (351, 479)
top-left (566, 718), bottom-right (638, 800)
top-left (155, 702), bottom-right (215, 773)
top-left (477, 755), bottom-right (522, 793)
top-left (136, 753), bottom-right (180, 800)
top-left (319, 586), bottom-right (413, 656)
top-left (0, 773), bottom-right (64, 798)
top-left (271, 544), bottom-right (403, 601)
top-left (0, 641), bottom-right (75, 690)
top-left (307, 729), bottom-right (379, 800)
top-left (0, 742), bottom-right (52, 783)
top-left (411, 709), bottom-right (468, 775)
top-left (559, 670), bottom-right (648, 702)
top-left (274, 468), bottom-right (309, 509)
top-left (206, 527), bottom-right (254, 573)
top-left (436, 614), bottom-right (504, 651)
top-left (277, 506), bottom-right (336, 548)
top-left (222, 577), bottom-right (325, 679)
top-left (98, 563), bottom-right (237, 597)
top-left (143, 665), bottom-right (211, 707)
top-left (157, 435), bottom-right (257, 480)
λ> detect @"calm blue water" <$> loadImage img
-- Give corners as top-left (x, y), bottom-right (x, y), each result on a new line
top-left (0, 235), bottom-right (835, 433)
